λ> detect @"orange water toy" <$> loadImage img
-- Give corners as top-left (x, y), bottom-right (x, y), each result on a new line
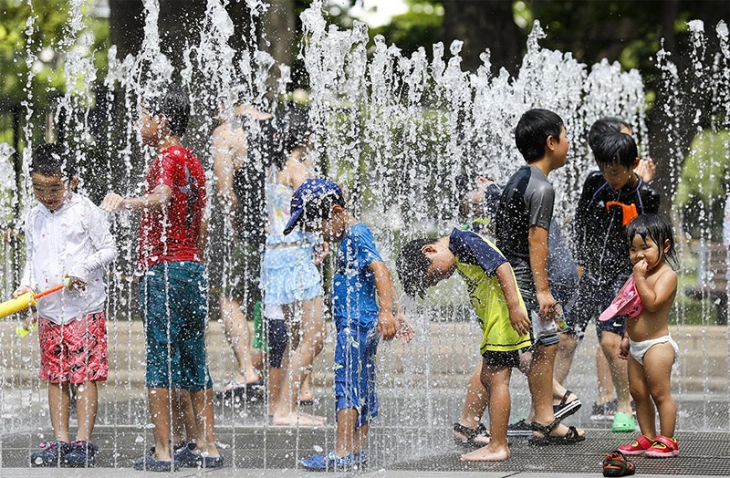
top-left (606, 201), bottom-right (638, 226)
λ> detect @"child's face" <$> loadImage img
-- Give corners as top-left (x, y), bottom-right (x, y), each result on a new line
top-left (305, 206), bottom-right (346, 243)
top-left (422, 245), bottom-right (456, 287)
top-left (598, 161), bottom-right (637, 190)
top-left (31, 172), bottom-right (76, 212)
top-left (551, 126), bottom-right (569, 168)
top-left (139, 109), bottom-right (162, 147)
top-left (629, 234), bottom-right (670, 272)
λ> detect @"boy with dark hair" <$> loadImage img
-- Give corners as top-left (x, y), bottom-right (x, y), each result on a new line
top-left (102, 82), bottom-right (222, 471)
top-left (397, 230), bottom-right (531, 461)
top-left (557, 130), bottom-right (660, 433)
top-left (283, 179), bottom-right (412, 471)
top-left (494, 108), bottom-right (585, 444)
top-left (16, 143), bottom-right (116, 467)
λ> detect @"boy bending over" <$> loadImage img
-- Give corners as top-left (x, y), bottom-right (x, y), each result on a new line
top-left (397, 230), bottom-right (531, 461)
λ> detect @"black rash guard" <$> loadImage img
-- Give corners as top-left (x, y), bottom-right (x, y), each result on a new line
top-left (573, 170), bottom-right (660, 285)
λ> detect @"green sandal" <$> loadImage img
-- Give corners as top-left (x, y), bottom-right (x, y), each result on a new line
top-left (612, 412), bottom-right (636, 433)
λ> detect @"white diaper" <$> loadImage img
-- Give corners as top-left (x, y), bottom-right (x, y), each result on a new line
top-left (629, 335), bottom-right (678, 365)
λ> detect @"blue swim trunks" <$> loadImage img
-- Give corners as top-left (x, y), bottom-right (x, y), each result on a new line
top-left (139, 261), bottom-right (213, 391)
top-left (334, 325), bottom-right (379, 428)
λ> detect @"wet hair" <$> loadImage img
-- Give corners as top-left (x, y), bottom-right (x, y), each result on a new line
top-left (514, 109), bottom-right (565, 163)
top-left (301, 189), bottom-right (345, 225)
top-left (30, 143), bottom-right (76, 179)
top-left (627, 214), bottom-right (678, 269)
top-left (277, 104), bottom-right (312, 166)
top-left (147, 82), bottom-right (190, 137)
top-left (592, 132), bottom-right (638, 169)
top-left (588, 117), bottom-right (632, 151)
top-left (396, 238), bottom-right (439, 298)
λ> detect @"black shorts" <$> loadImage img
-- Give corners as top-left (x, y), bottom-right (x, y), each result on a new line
top-left (565, 275), bottom-right (628, 340)
top-left (482, 349), bottom-right (523, 368)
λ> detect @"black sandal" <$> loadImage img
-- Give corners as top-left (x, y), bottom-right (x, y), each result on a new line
top-left (528, 419), bottom-right (585, 446)
top-left (453, 422), bottom-right (491, 448)
top-left (603, 450), bottom-right (636, 477)
top-left (553, 389), bottom-right (582, 420)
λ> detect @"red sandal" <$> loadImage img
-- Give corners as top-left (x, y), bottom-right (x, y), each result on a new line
top-left (603, 450), bottom-right (636, 477)
top-left (645, 435), bottom-right (679, 458)
top-left (618, 435), bottom-right (653, 456)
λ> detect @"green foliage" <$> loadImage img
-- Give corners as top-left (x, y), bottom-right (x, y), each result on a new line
top-left (675, 130), bottom-right (730, 240)
top-left (0, 0), bottom-right (109, 112)
top-left (370, 1), bottom-right (444, 58)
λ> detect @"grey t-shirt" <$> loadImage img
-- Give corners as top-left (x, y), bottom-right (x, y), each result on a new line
top-left (495, 165), bottom-right (555, 301)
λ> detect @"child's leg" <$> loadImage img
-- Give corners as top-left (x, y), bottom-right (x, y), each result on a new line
top-left (643, 343), bottom-right (677, 438)
top-left (189, 388), bottom-right (220, 457)
top-left (48, 382), bottom-right (71, 443)
top-left (601, 330), bottom-right (633, 415)
top-left (220, 294), bottom-right (259, 385)
top-left (596, 346), bottom-right (617, 405)
top-left (527, 343), bottom-right (558, 425)
top-left (456, 361), bottom-right (488, 432)
top-left (461, 361), bottom-right (511, 462)
top-left (336, 408), bottom-right (359, 457)
top-left (273, 297), bottom-right (326, 425)
top-left (628, 355), bottom-right (655, 439)
top-left (354, 424), bottom-right (369, 453)
top-left (73, 381), bottom-right (98, 442)
top-left (171, 389), bottom-right (197, 445)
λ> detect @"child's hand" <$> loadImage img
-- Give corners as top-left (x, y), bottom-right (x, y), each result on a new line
top-left (634, 158), bottom-right (656, 184)
top-left (64, 276), bottom-right (87, 292)
top-left (313, 242), bottom-right (329, 265)
top-left (100, 192), bottom-right (125, 213)
top-left (618, 336), bottom-right (630, 360)
top-left (536, 290), bottom-right (557, 321)
top-left (395, 312), bottom-right (415, 344)
top-left (377, 309), bottom-right (398, 341)
top-left (509, 306), bottom-right (531, 337)
top-left (633, 259), bottom-right (648, 277)
top-left (12, 286), bottom-right (32, 298)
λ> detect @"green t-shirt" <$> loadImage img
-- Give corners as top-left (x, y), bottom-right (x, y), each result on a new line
top-left (449, 228), bottom-right (532, 355)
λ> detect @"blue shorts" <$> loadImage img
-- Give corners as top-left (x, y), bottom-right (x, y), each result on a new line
top-left (334, 326), bottom-right (379, 428)
top-left (139, 261), bottom-right (213, 391)
top-left (261, 245), bottom-right (322, 305)
top-left (565, 275), bottom-right (628, 340)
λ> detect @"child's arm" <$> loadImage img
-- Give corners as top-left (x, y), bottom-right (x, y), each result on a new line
top-left (633, 261), bottom-right (677, 312)
top-left (528, 226), bottom-right (556, 320)
top-left (101, 184), bottom-right (173, 213)
top-left (495, 262), bottom-right (531, 336)
top-left (66, 205), bottom-right (117, 287)
top-left (369, 261), bottom-right (398, 341)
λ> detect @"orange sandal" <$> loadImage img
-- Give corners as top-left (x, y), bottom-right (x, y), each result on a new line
top-left (603, 450), bottom-right (636, 477)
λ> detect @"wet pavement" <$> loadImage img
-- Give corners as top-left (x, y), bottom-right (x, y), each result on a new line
top-left (1, 321), bottom-right (728, 476)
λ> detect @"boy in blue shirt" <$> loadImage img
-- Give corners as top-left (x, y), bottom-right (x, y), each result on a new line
top-left (397, 230), bottom-right (532, 461)
top-left (283, 179), bottom-right (412, 471)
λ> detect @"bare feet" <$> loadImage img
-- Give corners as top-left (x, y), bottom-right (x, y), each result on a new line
top-left (461, 444), bottom-right (510, 462)
top-left (272, 412), bottom-right (326, 427)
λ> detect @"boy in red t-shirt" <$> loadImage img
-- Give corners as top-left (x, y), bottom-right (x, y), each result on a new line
top-left (102, 82), bottom-right (221, 471)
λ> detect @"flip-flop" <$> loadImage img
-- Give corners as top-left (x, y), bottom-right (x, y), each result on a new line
top-left (215, 380), bottom-right (264, 400)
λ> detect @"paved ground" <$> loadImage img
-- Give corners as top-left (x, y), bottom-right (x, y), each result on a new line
top-left (0, 320), bottom-right (728, 476)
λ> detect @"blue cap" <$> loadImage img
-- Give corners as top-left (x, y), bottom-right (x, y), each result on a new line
top-left (283, 179), bottom-right (344, 235)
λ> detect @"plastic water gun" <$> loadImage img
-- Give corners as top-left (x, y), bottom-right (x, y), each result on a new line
top-left (0, 284), bottom-right (64, 320)
top-left (606, 201), bottom-right (638, 226)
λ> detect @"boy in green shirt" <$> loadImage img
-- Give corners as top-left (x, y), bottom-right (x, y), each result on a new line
top-left (397, 229), bottom-right (531, 461)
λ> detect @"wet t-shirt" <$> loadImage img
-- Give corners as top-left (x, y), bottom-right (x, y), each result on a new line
top-left (138, 146), bottom-right (207, 270)
top-left (495, 165), bottom-right (555, 294)
top-left (450, 229), bottom-right (531, 354)
top-left (332, 223), bottom-right (383, 330)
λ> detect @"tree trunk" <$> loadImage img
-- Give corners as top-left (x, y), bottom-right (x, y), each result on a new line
top-left (443, 0), bottom-right (523, 75)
